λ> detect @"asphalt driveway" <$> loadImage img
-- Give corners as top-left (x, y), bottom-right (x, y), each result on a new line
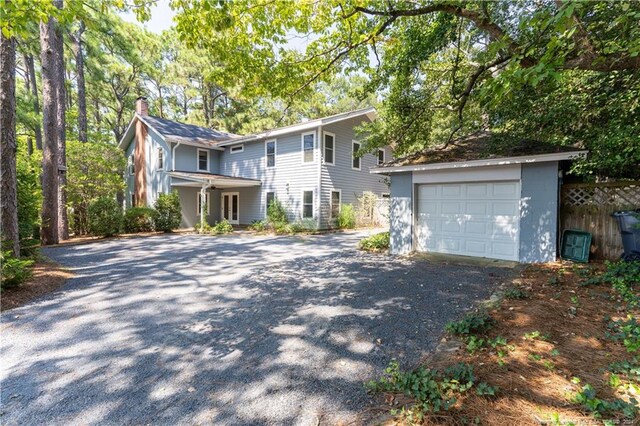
top-left (1, 231), bottom-right (511, 425)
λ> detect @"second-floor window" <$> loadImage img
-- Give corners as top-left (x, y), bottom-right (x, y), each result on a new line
top-left (377, 149), bottom-right (385, 166)
top-left (302, 132), bottom-right (314, 163)
top-left (324, 132), bottom-right (335, 165)
top-left (197, 149), bottom-right (209, 171)
top-left (266, 140), bottom-right (276, 168)
top-left (352, 141), bottom-right (361, 170)
top-left (157, 148), bottom-right (164, 170)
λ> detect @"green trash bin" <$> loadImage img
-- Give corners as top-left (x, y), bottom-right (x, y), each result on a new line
top-left (561, 229), bottom-right (592, 263)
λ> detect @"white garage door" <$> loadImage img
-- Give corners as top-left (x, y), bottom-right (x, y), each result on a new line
top-left (416, 182), bottom-right (520, 261)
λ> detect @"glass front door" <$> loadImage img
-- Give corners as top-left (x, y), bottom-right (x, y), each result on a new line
top-left (221, 193), bottom-right (239, 224)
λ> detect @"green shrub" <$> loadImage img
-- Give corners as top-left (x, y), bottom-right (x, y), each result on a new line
top-left (124, 207), bottom-right (156, 233)
top-left (153, 191), bottom-right (182, 232)
top-left (336, 204), bottom-right (356, 229)
top-left (197, 219), bottom-right (234, 235)
top-left (359, 232), bottom-right (390, 252)
top-left (88, 197), bottom-right (123, 237)
top-left (445, 310), bottom-right (494, 336)
top-left (1, 250), bottom-right (34, 289)
top-left (503, 286), bottom-right (529, 300)
top-left (249, 219), bottom-right (267, 232)
top-left (267, 198), bottom-right (288, 227)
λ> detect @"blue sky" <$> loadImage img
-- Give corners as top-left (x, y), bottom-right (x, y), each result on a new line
top-left (120, 0), bottom-right (175, 34)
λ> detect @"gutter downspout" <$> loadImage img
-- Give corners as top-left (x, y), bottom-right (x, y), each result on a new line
top-left (171, 141), bottom-right (181, 171)
top-left (317, 124), bottom-right (322, 230)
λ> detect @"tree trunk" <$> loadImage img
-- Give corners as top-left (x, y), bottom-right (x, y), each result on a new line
top-left (23, 52), bottom-right (43, 150)
top-left (202, 81), bottom-right (210, 126)
top-left (22, 61), bottom-right (33, 156)
top-left (54, 0), bottom-right (68, 240)
top-left (39, 7), bottom-right (60, 245)
top-left (0, 29), bottom-right (20, 256)
top-left (71, 22), bottom-right (87, 142)
top-left (157, 85), bottom-right (163, 117)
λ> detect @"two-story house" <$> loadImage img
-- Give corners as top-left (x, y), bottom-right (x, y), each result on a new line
top-left (118, 98), bottom-right (391, 229)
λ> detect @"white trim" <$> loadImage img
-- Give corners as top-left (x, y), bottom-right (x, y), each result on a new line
top-left (221, 192), bottom-right (240, 224)
top-left (330, 189), bottom-right (342, 219)
top-left (196, 191), bottom-right (210, 215)
top-left (197, 148), bottom-right (209, 172)
top-left (301, 131), bottom-right (316, 164)
top-left (351, 140), bottom-right (361, 171)
top-left (216, 107), bottom-right (376, 146)
top-left (265, 139), bottom-right (276, 168)
top-left (323, 131), bottom-right (335, 166)
top-left (412, 164), bottom-right (521, 184)
top-left (301, 189), bottom-right (314, 219)
top-left (370, 151), bottom-right (589, 174)
top-left (377, 148), bottom-right (385, 166)
top-left (157, 147), bottom-right (164, 170)
top-left (230, 144), bottom-right (244, 154)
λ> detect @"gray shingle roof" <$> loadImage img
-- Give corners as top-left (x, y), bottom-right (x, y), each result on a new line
top-left (142, 115), bottom-right (239, 146)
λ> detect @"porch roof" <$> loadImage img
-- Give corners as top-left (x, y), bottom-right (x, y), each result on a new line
top-left (168, 171), bottom-right (262, 189)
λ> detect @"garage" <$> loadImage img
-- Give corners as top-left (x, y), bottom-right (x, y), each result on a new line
top-left (416, 181), bottom-right (520, 261)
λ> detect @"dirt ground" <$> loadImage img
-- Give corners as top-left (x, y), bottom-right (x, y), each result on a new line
top-left (1, 260), bottom-right (73, 311)
top-left (376, 262), bottom-right (639, 425)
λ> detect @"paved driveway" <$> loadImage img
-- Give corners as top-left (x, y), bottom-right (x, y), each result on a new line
top-left (1, 232), bottom-right (510, 425)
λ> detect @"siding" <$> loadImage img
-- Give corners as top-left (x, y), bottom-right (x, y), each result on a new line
top-left (319, 117), bottom-right (391, 228)
top-left (173, 143), bottom-right (221, 174)
top-left (177, 186), bottom-right (216, 228)
top-left (389, 172), bottom-right (413, 255)
top-left (519, 161), bottom-right (559, 263)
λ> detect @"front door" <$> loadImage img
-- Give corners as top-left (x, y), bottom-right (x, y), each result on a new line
top-left (221, 192), bottom-right (239, 224)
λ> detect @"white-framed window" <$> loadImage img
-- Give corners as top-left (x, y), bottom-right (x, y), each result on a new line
top-left (266, 191), bottom-right (275, 216)
top-left (265, 139), bottom-right (276, 168)
top-left (302, 190), bottom-right (314, 218)
top-left (301, 132), bottom-right (315, 164)
top-left (230, 144), bottom-right (244, 154)
top-left (157, 148), bottom-right (164, 170)
top-left (197, 148), bottom-right (209, 171)
top-left (330, 190), bottom-right (341, 219)
top-left (377, 149), bottom-right (385, 166)
top-left (323, 132), bottom-right (335, 165)
top-left (352, 141), bottom-right (361, 170)
top-left (129, 154), bottom-right (135, 175)
top-left (197, 191), bottom-right (210, 215)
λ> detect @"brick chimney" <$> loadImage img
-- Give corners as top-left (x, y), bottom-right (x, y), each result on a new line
top-left (135, 96), bottom-right (148, 116)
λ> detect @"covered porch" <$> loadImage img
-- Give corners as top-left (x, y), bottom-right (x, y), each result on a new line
top-left (168, 171), bottom-right (262, 229)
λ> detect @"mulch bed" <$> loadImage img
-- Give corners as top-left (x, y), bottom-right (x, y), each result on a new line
top-left (1, 260), bottom-right (74, 311)
top-left (375, 262), bottom-right (639, 425)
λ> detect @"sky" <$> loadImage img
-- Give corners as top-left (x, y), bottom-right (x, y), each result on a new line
top-left (120, 0), bottom-right (175, 34)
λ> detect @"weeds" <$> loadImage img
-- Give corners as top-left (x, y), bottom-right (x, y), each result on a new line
top-left (445, 310), bottom-right (494, 336)
top-left (358, 232), bottom-right (390, 252)
top-left (503, 286), bottom-right (528, 300)
top-left (572, 383), bottom-right (638, 419)
top-left (606, 316), bottom-right (640, 353)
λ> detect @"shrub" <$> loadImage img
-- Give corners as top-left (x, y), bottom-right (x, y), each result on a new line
top-left (88, 197), bottom-right (123, 237)
top-left (1, 250), bottom-right (34, 289)
top-left (503, 286), bottom-right (529, 300)
top-left (359, 232), bottom-right (390, 252)
top-left (336, 204), bottom-right (356, 229)
top-left (267, 198), bottom-right (288, 227)
top-left (249, 219), bottom-right (267, 232)
top-left (124, 207), bottom-right (156, 233)
top-left (196, 220), bottom-right (234, 235)
top-left (273, 219), bottom-right (317, 234)
top-left (153, 191), bottom-right (182, 232)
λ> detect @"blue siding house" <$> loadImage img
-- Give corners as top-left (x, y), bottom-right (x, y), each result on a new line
top-left (119, 98), bottom-right (390, 229)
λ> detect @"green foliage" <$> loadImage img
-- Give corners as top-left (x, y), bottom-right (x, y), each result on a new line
top-left (152, 192), bottom-right (182, 232)
top-left (503, 286), bottom-right (529, 300)
top-left (445, 310), bottom-right (494, 337)
top-left (0, 250), bottom-right (34, 290)
top-left (583, 261), bottom-right (640, 307)
top-left (196, 220), bottom-right (234, 235)
top-left (273, 219), bottom-right (317, 235)
top-left (523, 331), bottom-right (549, 341)
top-left (366, 360), bottom-right (496, 417)
top-left (267, 198), bottom-right (288, 227)
top-left (249, 219), bottom-right (267, 232)
top-left (608, 357), bottom-right (640, 385)
top-left (335, 204), bottom-right (356, 229)
top-left (607, 316), bottom-right (640, 353)
top-left (88, 197), bottom-right (123, 237)
top-left (358, 232), bottom-right (390, 252)
top-left (123, 207), bottom-right (156, 233)
top-left (573, 384), bottom-right (638, 419)
top-left (16, 142), bottom-right (41, 241)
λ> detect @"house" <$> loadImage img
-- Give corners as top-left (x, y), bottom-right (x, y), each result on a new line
top-left (371, 132), bottom-right (588, 262)
top-left (118, 98), bottom-right (391, 229)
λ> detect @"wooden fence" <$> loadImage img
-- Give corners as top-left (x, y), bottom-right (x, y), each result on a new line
top-left (560, 181), bottom-right (640, 260)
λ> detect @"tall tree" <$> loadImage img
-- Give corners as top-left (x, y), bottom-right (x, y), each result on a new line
top-left (0, 27), bottom-right (20, 256)
top-left (70, 21), bottom-right (87, 143)
top-left (54, 0), bottom-right (68, 240)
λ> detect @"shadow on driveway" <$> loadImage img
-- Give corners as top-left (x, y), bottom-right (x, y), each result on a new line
top-left (0, 232), bottom-right (512, 425)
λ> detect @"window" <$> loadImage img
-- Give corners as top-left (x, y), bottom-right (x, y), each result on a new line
top-left (265, 140), bottom-right (276, 168)
top-left (381, 193), bottom-right (390, 199)
top-left (230, 144), bottom-right (244, 154)
top-left (302, 190), bottom-right (314, 218)
top-left (352, 141), bottom-right (361, 170)
top-left (197, 149), bottom-right (209, 171)
top-left (129, 154), bottom-right (135, 175)
top-left (301, 132), bottom-right (315, 163)
top-left (157, 148), bottom-right (164, 170)
top-left (323, 132), bottom-right (335, 165)
top-left (130, 193), bottom-right (135, 207)
top-left (266, 191), bottom-right (275, 215)
top-left (377, 149), bottom-right (385, 166)
top-left (197, 192), bottom-right (210, 215)
top-left (330, 190), bottom-right (341, 219)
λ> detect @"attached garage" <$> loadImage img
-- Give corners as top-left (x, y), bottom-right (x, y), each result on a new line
top-left (372, 133), bottom-right (587, 263)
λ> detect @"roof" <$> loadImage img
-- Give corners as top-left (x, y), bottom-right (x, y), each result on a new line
top-left (372, 131), bottom-right (588, 174)
top-left (142, 115), bottom-right (239, 145)
top-left (168, 171), bottom-right (261, 189)
top-left (216, 107), bottom-right (377, 146)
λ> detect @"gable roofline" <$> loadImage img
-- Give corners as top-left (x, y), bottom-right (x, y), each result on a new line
top-left (370, 151), bottom-right (589, 174)
top-left (216, 107), bottom-right (377, 147)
